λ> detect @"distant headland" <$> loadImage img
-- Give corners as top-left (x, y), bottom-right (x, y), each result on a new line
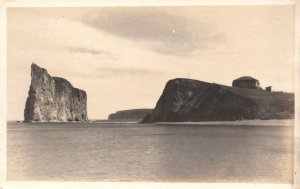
top-left (108, 109), bottom-right (153, 121)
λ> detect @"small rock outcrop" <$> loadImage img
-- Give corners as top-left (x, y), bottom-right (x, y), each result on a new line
top-left (142, 78), bottom-right (294, 123)
top-left (108, 109), bottom-right (153, 121)
top-left (24, 63), bottom-right (88, 122)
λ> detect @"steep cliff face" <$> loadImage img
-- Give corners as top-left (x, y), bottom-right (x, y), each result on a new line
top-left (24, 63), bottom-right (88, 122)
top-left (142, 78), bottom-right (294, 123)
top-left (108, 109), bottom-right (153, 121)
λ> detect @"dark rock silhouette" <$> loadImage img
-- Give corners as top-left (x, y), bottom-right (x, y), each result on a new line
top-left (108, 109), bottom-right (153, 121)
top-left (142, 78), bottom-right (294, 123)
top-left (24, 63), bottom-right (88, 122)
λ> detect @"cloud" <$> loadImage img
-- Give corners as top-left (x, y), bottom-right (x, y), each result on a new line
top-left (82, 8), bottom-right (223, 56)
top-left (68, 47), bottom-right (108, 55)
top-left (98, 67), bottom-right (156, 76)
top-left (68, 66), bottom-right (159, 79)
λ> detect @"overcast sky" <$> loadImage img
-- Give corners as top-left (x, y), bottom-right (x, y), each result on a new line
top-left (7, 6), bottom-right (294, 120)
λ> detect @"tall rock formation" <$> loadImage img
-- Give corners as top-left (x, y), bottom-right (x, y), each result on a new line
top-left (24, 63), bottom-right (88, 122)
top-left (142, 78), bottom-right (294, 123)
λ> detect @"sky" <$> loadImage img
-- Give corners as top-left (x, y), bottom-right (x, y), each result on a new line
top-left (7, 6), bottom-right (295, 120)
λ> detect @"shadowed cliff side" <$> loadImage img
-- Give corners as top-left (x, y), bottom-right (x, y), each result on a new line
top-left (142, 78), bottom-right (294, 123)
top-left (24, 63), bottom-right (88, 122)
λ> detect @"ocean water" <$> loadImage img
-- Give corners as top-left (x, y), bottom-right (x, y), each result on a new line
top-left (7, 121), bottom-right (293, 182)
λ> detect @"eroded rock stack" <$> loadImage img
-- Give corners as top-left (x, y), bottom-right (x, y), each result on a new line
top-left (24, 63), bottom-right (88, 122)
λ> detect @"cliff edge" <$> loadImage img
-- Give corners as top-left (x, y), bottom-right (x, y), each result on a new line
top-left (24, 63), bottom-right (88, 122)
top-left (142, 78), bottom-right (294, 123)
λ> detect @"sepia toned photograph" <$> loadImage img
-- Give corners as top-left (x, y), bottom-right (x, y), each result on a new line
top-left (5, 3), bottom-right (296, 186)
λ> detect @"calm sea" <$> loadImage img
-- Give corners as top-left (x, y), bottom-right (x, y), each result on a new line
top-left (7, 121), bottom-right (293, 182)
